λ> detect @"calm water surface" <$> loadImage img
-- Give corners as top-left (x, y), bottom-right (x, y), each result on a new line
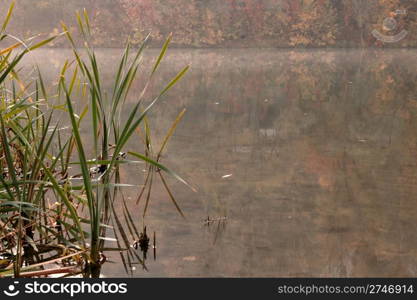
top-left (24, 48), bottom-right (417, 277)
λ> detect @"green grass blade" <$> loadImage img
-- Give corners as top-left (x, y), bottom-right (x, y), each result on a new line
top-left (128, 151), bottom-right (195, 192)
top-left (157, 108), bottom-right (186, 160)
top-left (151, 33), bottom-right (172, 76)
top-left (1, 1), bottom-right (15, 34)
top-left (159, 171), bottom-right (185, 219)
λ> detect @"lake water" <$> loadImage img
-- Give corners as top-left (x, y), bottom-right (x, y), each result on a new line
top-left (23, 48), bottom-right (417, 277)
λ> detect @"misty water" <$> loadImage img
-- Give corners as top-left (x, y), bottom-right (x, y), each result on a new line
top-left (23, 48), bottom-right (417, 277)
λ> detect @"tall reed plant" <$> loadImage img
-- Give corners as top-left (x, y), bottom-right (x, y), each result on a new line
top-left (0, 2), bottom-right (191, 278)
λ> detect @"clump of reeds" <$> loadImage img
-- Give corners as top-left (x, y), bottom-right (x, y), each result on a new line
top-left (0, 2), bottom-right (191, 278)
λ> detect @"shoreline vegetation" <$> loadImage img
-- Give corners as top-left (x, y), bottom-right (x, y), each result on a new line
top-left (0, 2), bottom-right (191, 278)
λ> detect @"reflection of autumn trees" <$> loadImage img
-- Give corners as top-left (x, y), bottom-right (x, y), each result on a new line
top-left (146, 49), bottom-right (417, 277)
top-left (132, 49), bottom-right (417, 189)
top-left (28, 48), bottom-right (417, 153)
top-left (24, 48), bottom-right (417, 276)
